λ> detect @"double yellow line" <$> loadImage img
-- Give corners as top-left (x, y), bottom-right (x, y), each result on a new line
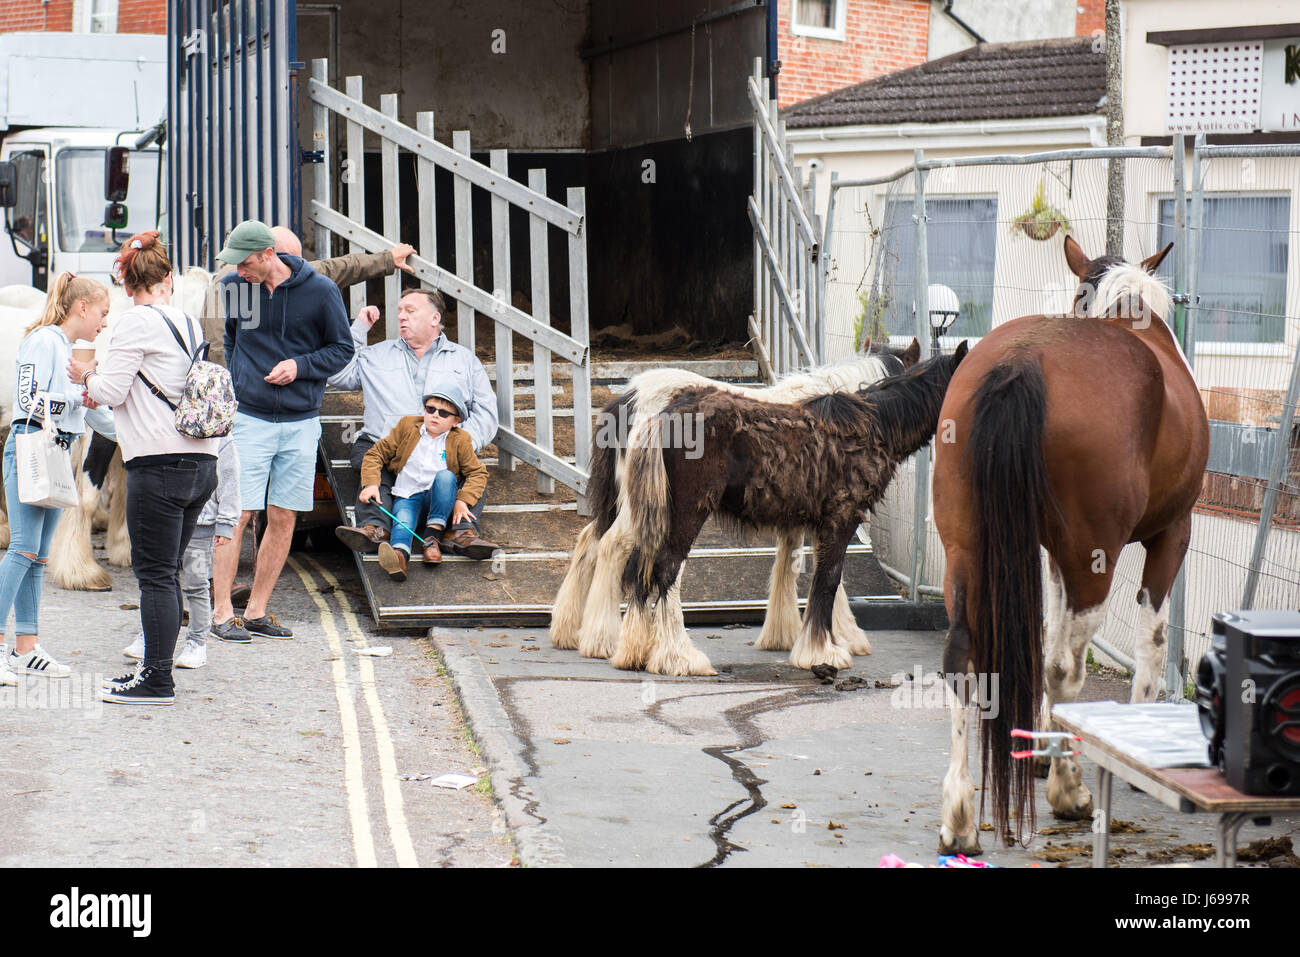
top-left (288, 554), bottom-right (418, 868)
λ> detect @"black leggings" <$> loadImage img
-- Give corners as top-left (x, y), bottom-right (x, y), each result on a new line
top-left (125, 454), bottom-right (218, 670)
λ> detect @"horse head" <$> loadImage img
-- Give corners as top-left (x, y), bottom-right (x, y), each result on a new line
top-left (1063, 234), bottom-right (1172, 321)
top-left (863, 335), bottom-right (922, 373)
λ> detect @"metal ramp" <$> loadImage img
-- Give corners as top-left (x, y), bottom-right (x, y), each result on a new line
top-left (319, 361), bottom-right (903, 629)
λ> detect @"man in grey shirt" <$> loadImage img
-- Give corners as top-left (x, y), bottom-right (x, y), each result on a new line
top-left (329, 287), bottom-right (500, 556)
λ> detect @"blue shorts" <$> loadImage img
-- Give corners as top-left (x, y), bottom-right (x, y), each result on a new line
top-left (232, 412), bottom-right (322, 512)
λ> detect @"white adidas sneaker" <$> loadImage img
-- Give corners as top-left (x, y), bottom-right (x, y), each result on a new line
top-left (0, 645), bottom-right (16, 687)
top-left (10, 644), bottom-right (72, 678)
top-left (175, 639), bottom-right (207, 670)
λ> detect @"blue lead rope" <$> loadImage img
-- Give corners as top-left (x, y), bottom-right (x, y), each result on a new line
top-left (374, 501), bottom-right (429, 547)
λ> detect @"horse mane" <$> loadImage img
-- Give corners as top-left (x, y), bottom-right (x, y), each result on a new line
top-left (771, 355), bottom-right (890, 401)
top-left (1093, 263), bottom-right (1172, 322)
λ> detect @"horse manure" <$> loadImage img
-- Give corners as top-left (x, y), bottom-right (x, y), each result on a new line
top-left (119, 604), bottom-right (138, 611)
top-left (1236, 836), bottom-right (1295, 863)
top-left (722, 623), bottom-right (745, 630)
top-left (1145, 844), bottom-right (1214, 863)
top-left (811, 664), bottom-right (839, 682)
top-left (834, 676), bottom-right (869, 691)
top-left (705, 634), bottom-right (723, 640)
top-left (873, 679), bottom-right (899, 688)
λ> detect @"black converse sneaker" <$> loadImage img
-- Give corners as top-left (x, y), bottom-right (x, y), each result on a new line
top-left (102, 668), bottom-right (140, 690)
top-left (101, 665), bottom-right (175, 706)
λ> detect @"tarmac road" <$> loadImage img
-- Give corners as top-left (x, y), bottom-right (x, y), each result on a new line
top-left (5, 531), bottom-right (1297, 870)
top-left (0, 535), bottom-right (513, 869)
top-left (434, 622), bottom-right (1300, 869)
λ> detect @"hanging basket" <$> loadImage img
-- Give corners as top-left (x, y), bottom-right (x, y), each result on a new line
top-left (1014, 214), bottom-right (1065, 242)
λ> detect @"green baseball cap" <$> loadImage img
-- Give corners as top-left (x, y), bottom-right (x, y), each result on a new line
top-left (216, 220), bottom-right (276, 265)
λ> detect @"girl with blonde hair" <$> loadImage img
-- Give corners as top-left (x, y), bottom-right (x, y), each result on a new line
top-left (0, 272), bottom-right (115, 685)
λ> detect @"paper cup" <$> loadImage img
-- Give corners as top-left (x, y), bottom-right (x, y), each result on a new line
top-left (72, 341), bottom-right (97, 363)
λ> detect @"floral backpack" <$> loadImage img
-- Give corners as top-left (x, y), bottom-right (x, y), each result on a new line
top-left (138, 305), bottom-right (238, 438)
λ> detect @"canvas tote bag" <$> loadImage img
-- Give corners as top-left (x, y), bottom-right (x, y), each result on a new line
top-left (15, 392), bottom-right (79, 509)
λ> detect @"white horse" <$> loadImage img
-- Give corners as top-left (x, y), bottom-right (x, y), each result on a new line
top-left (549, 344), bottom-right (918, 674)
top-left (0, 267), bottom-right (213, 589)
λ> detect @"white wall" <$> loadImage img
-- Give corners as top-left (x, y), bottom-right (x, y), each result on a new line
top-left (1121, 0), bottom-right (1299, 141)
top-left (927, 0), bottom-right (1078, 60)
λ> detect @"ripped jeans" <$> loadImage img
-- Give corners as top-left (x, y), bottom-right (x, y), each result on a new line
top-left (0, 423), bottom-right (64, 638)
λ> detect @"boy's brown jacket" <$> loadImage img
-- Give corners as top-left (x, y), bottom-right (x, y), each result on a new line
top-left (361, 416), bottom-right (488, 506)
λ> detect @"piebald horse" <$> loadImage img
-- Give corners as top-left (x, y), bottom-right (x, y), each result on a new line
top-left (549, 341), bottom-right (919, 673)
top-left (616, 345), bottom-right (967, 676)
top-left (934, 237), bottom-right (1208, 854)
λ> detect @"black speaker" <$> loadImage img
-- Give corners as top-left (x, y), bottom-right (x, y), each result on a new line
top-left (1197, 611), bottom-right (1300, 795)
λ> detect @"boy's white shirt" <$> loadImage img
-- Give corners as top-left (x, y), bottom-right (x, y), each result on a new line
top-left (391, 429), bottom-right (449, 499)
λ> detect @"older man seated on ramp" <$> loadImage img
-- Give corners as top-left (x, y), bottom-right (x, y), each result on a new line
top-left (329, 287), bottom-right (499, 558)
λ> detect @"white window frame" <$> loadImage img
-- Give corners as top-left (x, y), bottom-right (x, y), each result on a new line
top-left (73, 0), bottom-right (119, 34)
top-left (790, 0), bottom-right (847, 41)
top-left (1152, 190), bottom-right (1292, 354)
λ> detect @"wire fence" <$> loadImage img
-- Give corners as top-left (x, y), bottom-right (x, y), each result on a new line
top-left (821, 141), bottom-right (1300, 697)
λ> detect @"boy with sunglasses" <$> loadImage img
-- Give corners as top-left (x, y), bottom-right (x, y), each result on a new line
top-left (358, 381), bottom-right (493, 581)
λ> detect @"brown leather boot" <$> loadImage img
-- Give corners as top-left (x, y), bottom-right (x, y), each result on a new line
top-left (377, 542), bottom-right (408, 582)
top-left (441, 527), bottom-right (500, 561)
top-left (421, 528), bottom-right (443, 565)
top-left (335, 524), bottom-right (389, 554)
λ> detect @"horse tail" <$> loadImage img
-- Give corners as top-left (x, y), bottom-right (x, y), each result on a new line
top-left (968, 354), bottom-right (1049, 841)
top-left (589, 389), bottom-right (635, 536)
top-left (621, 409), bottom-right (670, 594)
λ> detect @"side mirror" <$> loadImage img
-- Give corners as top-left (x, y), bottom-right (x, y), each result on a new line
top-left (105, 146), bottom-right (130, 202)
top-left (104, 202), bottom-right (128, 230)
top-left (0, 161), bottom-right (15, 207)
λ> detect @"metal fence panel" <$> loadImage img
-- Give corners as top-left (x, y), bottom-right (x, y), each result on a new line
top-left (822, 143), bottom-right (1300, 695)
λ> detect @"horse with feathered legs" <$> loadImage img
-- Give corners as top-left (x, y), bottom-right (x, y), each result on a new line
top-left (549, 341), bottom-right (921, 666)
top-left (612, 343), bottom-right (967, 676)
top-left (933, 236), bottom-right (1208, 856)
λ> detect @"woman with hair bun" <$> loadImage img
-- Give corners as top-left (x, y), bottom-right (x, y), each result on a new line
top-left (0, 272), bottom-right (115, 686)
top-left (69, 231), bottom-right (220, 706)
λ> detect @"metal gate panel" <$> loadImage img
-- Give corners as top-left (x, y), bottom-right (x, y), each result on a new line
top-left (168, 0), bottom-right (296, 270)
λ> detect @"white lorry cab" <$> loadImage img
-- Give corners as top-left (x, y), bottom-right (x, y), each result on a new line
top-left (0, 32), bottom-right (166, 291)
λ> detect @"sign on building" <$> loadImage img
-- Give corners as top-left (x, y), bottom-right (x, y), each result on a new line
top-left (1260, 38), bottom-right (1300, 132)
top-left (1165, 36), bottom-right (1300, 133)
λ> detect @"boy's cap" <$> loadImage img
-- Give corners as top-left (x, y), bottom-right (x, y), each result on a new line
top-left (216, 221), bottom-right (276, 265)
top-left (423, 380), bottom-right (467, 420)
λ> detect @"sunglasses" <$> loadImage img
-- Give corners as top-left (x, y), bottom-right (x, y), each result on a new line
top-left (424, 405), bottom-right (458, 418)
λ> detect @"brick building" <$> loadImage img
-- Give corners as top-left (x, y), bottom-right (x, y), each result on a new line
top-left (0, 0), bottom-right (164, 35)
top-left (776, 0), bottom-right (1111, 107)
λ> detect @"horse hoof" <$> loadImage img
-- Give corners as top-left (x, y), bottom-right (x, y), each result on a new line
top-left (1051, 799), bottom-right (1094, 821)
top-left (938, 830), bottom-right (982, 857)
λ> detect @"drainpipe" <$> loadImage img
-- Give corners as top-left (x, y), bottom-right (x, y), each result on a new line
top-left (941, 1), bottom-right (986, 44)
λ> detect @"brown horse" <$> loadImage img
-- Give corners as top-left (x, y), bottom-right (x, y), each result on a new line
top-left (933, 237), bottom-right (1209, 854)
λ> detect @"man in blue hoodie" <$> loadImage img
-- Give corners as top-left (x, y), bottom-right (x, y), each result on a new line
top-left (211, 220), bottom-right (354, 640)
